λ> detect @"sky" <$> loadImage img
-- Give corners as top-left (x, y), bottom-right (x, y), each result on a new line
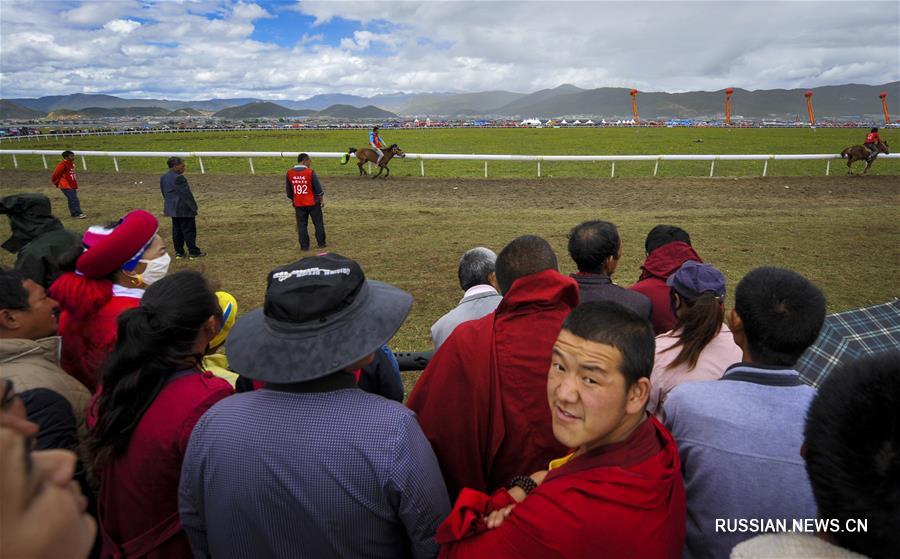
top-left (0, 0), bottom-right (898, 100)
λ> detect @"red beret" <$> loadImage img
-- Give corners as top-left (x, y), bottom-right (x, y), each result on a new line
top-left (76, 209), bottom-right (159, 278)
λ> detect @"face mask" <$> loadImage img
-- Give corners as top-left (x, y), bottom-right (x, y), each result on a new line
top-left (139, 252), bottom-right (171, 286)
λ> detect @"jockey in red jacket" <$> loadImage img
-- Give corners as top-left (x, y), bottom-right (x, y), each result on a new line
top-left (864, 127), bottom-right (882, 160)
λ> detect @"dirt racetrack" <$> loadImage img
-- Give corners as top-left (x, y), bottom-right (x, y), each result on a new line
top-left (2, 169), bottom-right (898, 360)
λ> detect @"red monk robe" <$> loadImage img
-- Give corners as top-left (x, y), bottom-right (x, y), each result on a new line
top-left (408, 269), bottom-right (578, 499)
top-left (437, 416), bottom-right (686, 559)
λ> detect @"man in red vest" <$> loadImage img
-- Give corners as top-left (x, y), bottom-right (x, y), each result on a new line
top-left (50, 150), bottom-right (86, 219)
top-left (285, 153), bottom-right (326, 251)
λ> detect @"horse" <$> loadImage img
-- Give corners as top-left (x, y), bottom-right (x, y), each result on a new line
top-left (840, 141), bottom-right (889, 175)
top-left (341, 144), bottom-right (406, 179)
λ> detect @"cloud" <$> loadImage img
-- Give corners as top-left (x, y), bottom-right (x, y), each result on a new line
top-left (339, 30), bottom-right (399, 52)
top-left (103, 19), bottom-right (141, 34)
top-left (0, 0), bottom-right (897, 100)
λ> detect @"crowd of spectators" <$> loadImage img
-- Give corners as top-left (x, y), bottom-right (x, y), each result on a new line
top-left (1, 197), bottom-right (897, 559)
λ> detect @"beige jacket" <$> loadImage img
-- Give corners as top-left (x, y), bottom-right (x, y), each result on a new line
top-left (0, 336), bottom-right (91, 440)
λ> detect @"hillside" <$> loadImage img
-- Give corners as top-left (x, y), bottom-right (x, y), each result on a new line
top-left (46, 106), bottom-right (175, 118)
top-left (213, 102), bottom-right (316, 119)
top-left (5, 82), bottom-right (898, 120)
top-left (398, 91), bottom-right (525, 116)
top-left (212, 102), bottom-right (398, 119)
top-left (317, 104), bottom-right (398, 119)
top-left (489, 84), bottom-right (585, 115)
top-left (169, 107), bottom-right (206, 116)
top-left (0, 100), bottom-right (45, 119)
top-left (496, 83), bottom-right (900, 119)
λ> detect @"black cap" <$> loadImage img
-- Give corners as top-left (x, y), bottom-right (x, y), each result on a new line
top-left (264, 254), bottom-right (364, 323)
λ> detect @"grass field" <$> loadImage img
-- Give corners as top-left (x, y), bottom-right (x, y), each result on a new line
top-left (1, 127), bottom-right (898, 179)
top-left (1, 169), bottom-right (897, 354)
top-left (2, 128), bottom-right (897, 391)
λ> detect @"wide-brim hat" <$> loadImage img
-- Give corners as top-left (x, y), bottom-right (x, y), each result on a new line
top-left (76, 209), bottom-right (158, 278)
top-left (226, 254), bottom-right (412, 383)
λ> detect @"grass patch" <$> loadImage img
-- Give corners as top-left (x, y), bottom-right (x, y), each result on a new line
top-left (2, 169), bottom-right (897, 361)
top-left (2, 128), bottom-right (897, 178)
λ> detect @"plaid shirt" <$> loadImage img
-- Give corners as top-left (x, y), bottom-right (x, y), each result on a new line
top-left (796, 299), bottom-right (900, 388)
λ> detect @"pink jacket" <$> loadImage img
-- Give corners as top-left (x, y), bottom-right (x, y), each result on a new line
top-left (648, 323), bottom-right (743, 418)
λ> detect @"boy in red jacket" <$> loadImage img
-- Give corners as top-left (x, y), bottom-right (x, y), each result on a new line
top-left (50, 150), bottom-right (85, 219)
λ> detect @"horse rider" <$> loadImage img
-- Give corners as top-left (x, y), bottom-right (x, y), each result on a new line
top-left (864, 127), bottom-right (882, 161)
top-left (369, 126), bottom-right (385, 166)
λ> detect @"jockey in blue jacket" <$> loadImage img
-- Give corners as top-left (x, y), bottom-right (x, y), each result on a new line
top-left (369, 126), bottom-right (385, 165)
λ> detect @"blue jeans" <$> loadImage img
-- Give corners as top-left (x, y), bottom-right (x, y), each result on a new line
top-left (61, 189), bottom-right (82, 216)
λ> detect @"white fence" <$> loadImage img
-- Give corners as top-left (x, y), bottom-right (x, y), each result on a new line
top-left (1, 149), bottom-right (896, 178)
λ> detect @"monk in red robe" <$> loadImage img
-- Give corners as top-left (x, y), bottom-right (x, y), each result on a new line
top-left (436, 301), bottom-right (686, 558)
top-left (408, 236), bottom-right (578, 499)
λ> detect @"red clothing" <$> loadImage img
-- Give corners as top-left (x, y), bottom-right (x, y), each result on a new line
top-left (437, 416), bottom-right (686, 559)
top-left (90, 369), bottom-right (233, 559)
top-left (630, 242), bottom-right (702, 335)
top-left (51, 159), bottom-right (78, 189)
top-left (408, 270), bottom-right (578, 499)
top-left (50, 273), bottom-right (141, 391)
top-left (865, 132), bottom-right (881, 144)
top-left (287, 167), bottom-right (315, 207)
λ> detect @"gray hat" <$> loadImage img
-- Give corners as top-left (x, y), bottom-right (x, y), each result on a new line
top-left (226, 253), bottom-right (412, 383)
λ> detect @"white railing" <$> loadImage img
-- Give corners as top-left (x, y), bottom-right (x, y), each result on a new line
top-left (1, 149), bottom-right (896, 177)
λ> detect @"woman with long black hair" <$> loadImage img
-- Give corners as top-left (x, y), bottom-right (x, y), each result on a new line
top-left (86, 271), bottom-right (233, 559)
top-left (648, 261), bottom-right (742, 418)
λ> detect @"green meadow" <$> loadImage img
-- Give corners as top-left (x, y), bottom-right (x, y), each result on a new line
top-left (1, 127), bottom-right (897, 178)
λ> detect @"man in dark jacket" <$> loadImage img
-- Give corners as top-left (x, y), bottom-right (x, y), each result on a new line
top-left (630, 225), bottom-right (702, 334)
top-left (568, 220), bottom-right (651, 319)
top-left (160, 157), bottom-right (205, 259)
top-left (0, 193), bottom-right (81, 288)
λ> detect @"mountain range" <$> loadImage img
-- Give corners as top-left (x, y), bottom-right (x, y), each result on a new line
top-left (3, 82), bottom-right (897, 120)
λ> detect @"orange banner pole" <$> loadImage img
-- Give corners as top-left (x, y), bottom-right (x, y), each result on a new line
top-left (804, 91), bottom-right (815, 126)
top-left (880, 92), bottom-right (892, 125)
top-left (725, 88), bottom-right (734, 126)
top-left (630, 89), bottom-right (639, 125)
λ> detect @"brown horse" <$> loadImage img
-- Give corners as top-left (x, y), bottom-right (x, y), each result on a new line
top-left (840, 141), bottom-right (889, 175)
top-left (342, 144), bottom-right (406, 179)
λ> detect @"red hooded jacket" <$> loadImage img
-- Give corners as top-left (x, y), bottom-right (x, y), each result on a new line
top-left (630, 241), bottom-right (702, 334)
top-left (407, 270), bottom-right (578, 499)
top-left (436, 416), bottom-right (686, 559)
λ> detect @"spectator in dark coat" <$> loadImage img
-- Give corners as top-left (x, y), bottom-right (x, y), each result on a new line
top-left (630, 225), bottom-right (702, 334)
top-left (568, 220), bottom-right (651, 319)
top-left (0, 193), bottom-right (81, 288)
top-left (160, 157), bottom-right (205, 259)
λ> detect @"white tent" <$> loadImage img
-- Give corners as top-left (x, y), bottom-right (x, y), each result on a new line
top-left (585, 119), bottom-right (595, 125)
top-left (572, 119), bottom-right (582, 125)
top-left (520, 118), bottom-right (541, 126)
top-left (560, 119), bottom-right (569, 125)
